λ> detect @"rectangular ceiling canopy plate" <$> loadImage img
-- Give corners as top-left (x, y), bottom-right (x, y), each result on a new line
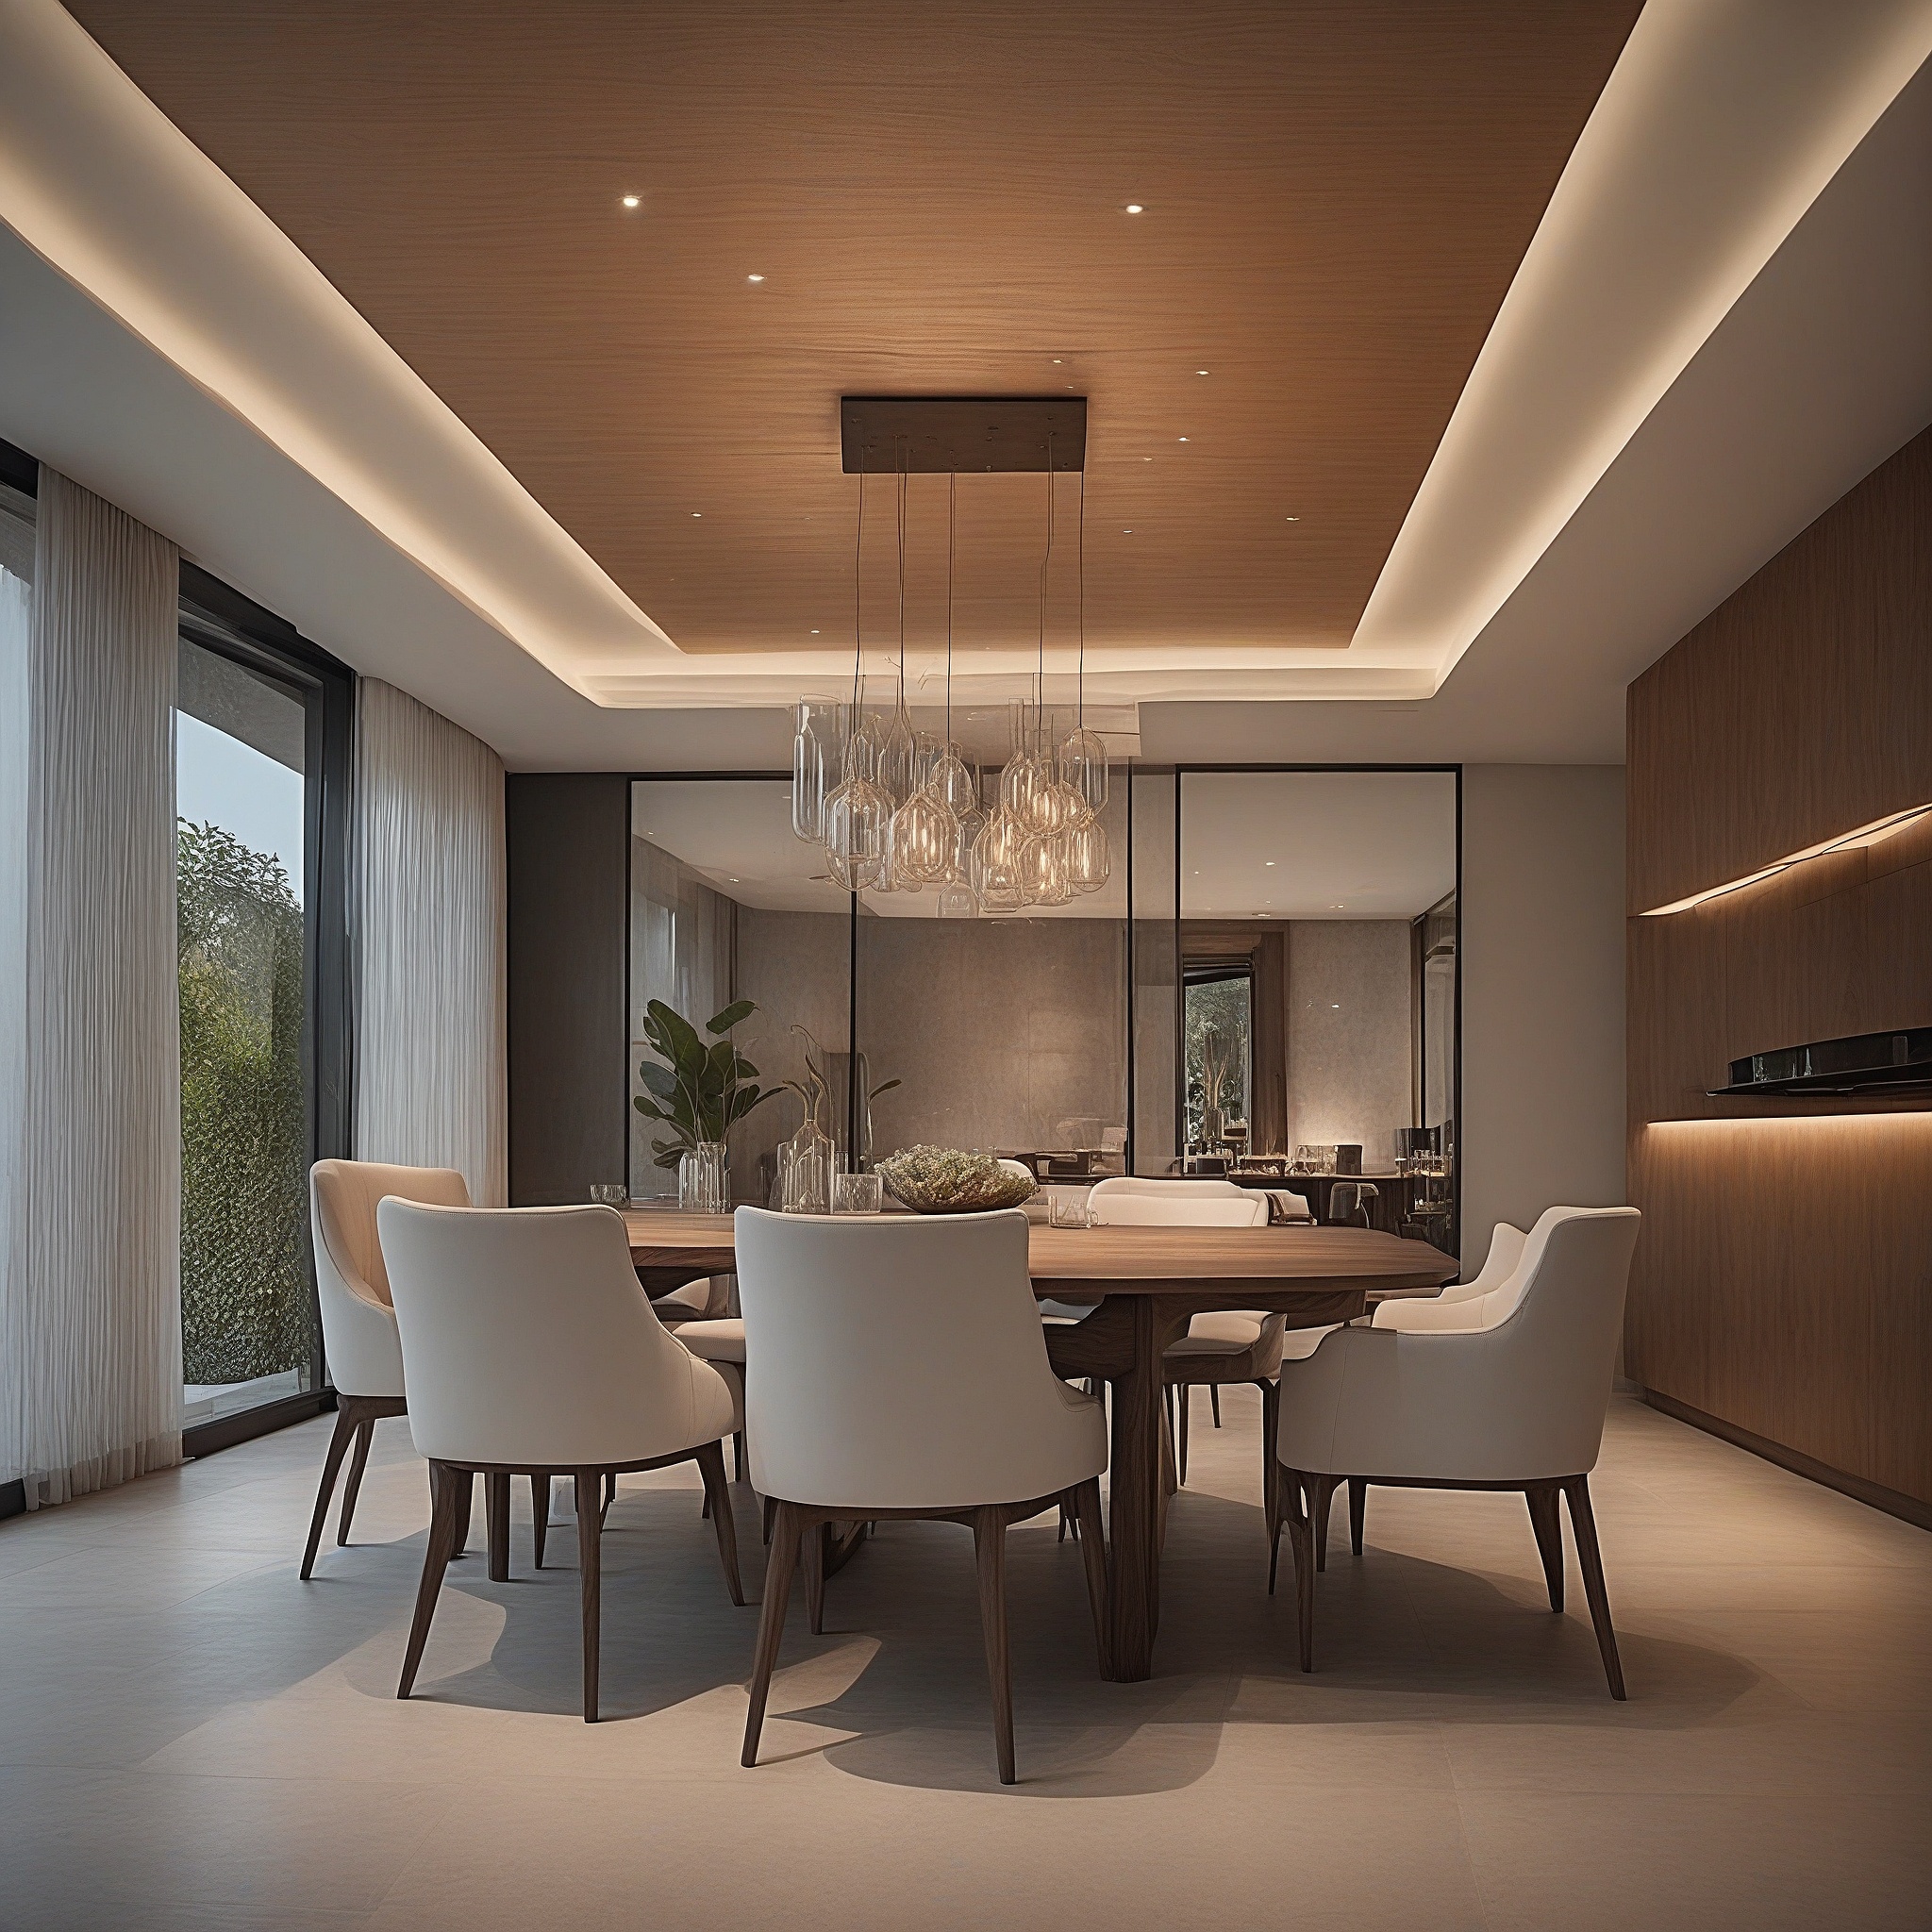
top-left (841, 396), bottom-right (1088, 474)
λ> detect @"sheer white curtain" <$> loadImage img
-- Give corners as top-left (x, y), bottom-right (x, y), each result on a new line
top-left (353, 679), bottom-right (507, 1205)
top-left (2, 470), bottom-right (181, 1507)
top-left (0, 491), bottom-right (34, 1491)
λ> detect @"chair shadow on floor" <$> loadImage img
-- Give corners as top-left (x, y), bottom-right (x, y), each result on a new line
top-left (315, 1479), bottom-right (1773, 1798)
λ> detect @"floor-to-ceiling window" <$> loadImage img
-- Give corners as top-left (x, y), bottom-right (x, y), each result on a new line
top-left (175, 574), bottom-right (352, 1446)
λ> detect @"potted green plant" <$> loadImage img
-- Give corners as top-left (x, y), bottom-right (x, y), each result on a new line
top-left (633, 999), bottom-right (777, 1192)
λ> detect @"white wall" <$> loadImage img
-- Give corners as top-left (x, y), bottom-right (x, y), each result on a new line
top-left (1459, 765), bottom-right (1626, 1277)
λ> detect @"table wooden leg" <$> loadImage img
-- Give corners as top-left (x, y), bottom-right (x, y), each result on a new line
top-left (1106, 1297), bottom-right (1187, 1682)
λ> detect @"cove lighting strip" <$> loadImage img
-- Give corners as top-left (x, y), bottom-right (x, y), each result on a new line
top-left (1638, 805), bottom-right (1932, 917)
top-left (1646, 1113), bottom-right (1932, 1129)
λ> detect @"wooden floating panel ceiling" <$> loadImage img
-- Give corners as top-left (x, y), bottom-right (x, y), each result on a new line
top-left (64, 1), bottom-right (1644, 660)
top-left (841, 397), bottom-right (1089, 474)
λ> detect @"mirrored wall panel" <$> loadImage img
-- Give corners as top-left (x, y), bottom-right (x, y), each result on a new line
top-left (627, 765), bottom-right (1457, 1247)
top-left (1174, 769), bottom-right (1458, 1245)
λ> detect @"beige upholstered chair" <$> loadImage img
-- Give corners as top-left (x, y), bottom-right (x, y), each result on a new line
top-left (305, 1159), bottom-right (471, 1578)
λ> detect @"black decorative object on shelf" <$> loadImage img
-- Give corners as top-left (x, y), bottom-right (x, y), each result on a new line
top-left (1708, 1027), bottom-right (1932, 1098)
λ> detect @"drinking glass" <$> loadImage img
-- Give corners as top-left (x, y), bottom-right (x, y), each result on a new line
top-left (1048, 1191), bottom-right (1091, 1229)
top-left (833, 1171), bottom-right (883, 1215)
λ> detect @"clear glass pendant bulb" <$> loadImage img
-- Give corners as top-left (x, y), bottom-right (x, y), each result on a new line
top-left (841, 705), bottom-right (885, 786)
top-left (1065, 814), bottom-right (1110, 893)
top-left (947, 801), bottom-right (985, 886)
top-left (927, 744), bottom-right (977, 818)
top-left (1032, 779), bottom-right (1084, 836)
top-left (890, 786), bottom-right (956, 887)
top-left (791, 701), bottom-right (826, 842)
top-left (1058, 724), bottom-right (1108, 823)
top-left (972, 808), bottom-right (1028, 913)
top-left (880, 697), bottom-right (919, 808)
top-left (1021, 828), bottom-right (1073, 907)
top-left (824, 774), bottom-right (889, 891)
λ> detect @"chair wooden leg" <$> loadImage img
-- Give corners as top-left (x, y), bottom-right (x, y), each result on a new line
top-left (1310, 1473), bottom-right (1340, 1573)
top-left (742, 1500), bottom-right (804, 1767)
top-left (761, 1493), bottom-right (776, 1545)
top-left (1347, 1475), bottom-right (1366, 1556)
top-left (1260, 1381), bottom-right (1280, 1541)
top-left (1210, 1384), bottom-right (1221, 1427)
top-left (696, 1441), bottom-right (745, 1606)
top-left (530, 1474), bottom-right (550, 1571)
top-left (301, 1407), bottom-right (360, 1580)
top-left (1561, 1475), bottom-right (1625, 1700)
top-left (734, 1430), bottom-right (747, 1483)
top-left (1177, 1384), bottom-right (1191, 1486)
top-left (1525, 1483), bottom-right (1565, 1611)
top-left (1279, 1469), bottom-right (1316, 1673)
top-left (1266, 1455), bottom-right (1285, 1595)
top-left (397, 1460), bottom-right (465, 1699)
top-left (1072, 1478), bottom-right (1110, 1680)
top-left (973, 1505), bottom-right (1017, 1785)
top-left (803, 1519), bottom-right (827, 1635)
top-left (486, 1471), bottom-right (512, 1582)
top-left (336, 1414), bottom-right (375, 1549)
top-left (601, 1471), bottom-right (617, 1524)
top-left (576, 1466), bottom-right (603, 1722)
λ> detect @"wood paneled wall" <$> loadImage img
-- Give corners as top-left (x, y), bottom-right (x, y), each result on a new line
top-left (1625, 425), bottom-right (1932, 1523)
top-left (506, 774), bottom-right (629, 1206)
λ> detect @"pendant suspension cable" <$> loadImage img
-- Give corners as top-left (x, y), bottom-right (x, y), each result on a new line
top-left (1038, 433), bottom-right (1057, 754)
top-left (1076, 464), bottom-right (1086, 727)
top-left (945, 470), bottom-right (956, 744)
top-left (852, 466), bottom-right (866, 712)
top-left (896, 435), bottom-right (908, 702)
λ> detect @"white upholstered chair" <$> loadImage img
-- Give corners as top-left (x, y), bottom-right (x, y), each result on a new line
top-left (734, 1207), bottom-right (1108, 1784)
top-left (1270, 1205), bottom-right (1642, 1697)
top-left (304, 1159), bottom-right (471, 1578)
top-left (1088, 1177), bottom-right (1275, 1485)
top-left (380, 1200), bottom-right (745, 1722)
top-left (1304, 1219), bottom-right (1537, 1563)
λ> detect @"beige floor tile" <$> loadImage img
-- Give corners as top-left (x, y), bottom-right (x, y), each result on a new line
top-left (2, 1392), bottom-right (1925, 1928)
top-left (1458, 1790), bottom-right (1932, 1932)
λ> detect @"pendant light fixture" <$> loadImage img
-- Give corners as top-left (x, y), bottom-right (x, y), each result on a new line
top-left (820, 471), bottom-right (888, 891)
top-left (794, 397), bottom-right (1106, 911)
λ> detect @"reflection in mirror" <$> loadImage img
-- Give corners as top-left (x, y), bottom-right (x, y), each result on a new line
top-left (1175, 770), bottom-right (1457, 1246)
top-left (630, 778), bottom-right (851, 1205)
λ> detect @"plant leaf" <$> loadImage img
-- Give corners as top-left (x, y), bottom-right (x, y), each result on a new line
top-left (707, 998), bottom-right (756, 1036)
top-left (648, 999), bottom-right (706, 1070)
top-left (639, 1061), bottom-right (678, 1102)
top-left (868, 1078), bottom-right (902, 1099)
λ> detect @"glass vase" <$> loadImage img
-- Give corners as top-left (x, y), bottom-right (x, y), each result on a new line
top-left (677, 1141), bottom-right (727, 1214)
top-left (779, 1122), bottom-right (834, 1214)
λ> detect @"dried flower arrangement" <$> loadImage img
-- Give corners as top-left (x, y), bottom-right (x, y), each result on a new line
top-left (875, 1145), bottom-right (1038, 1216)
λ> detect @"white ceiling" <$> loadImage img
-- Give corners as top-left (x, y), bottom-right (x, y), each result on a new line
top-left (0, 1), bottom-right (1928, 766)
top-left (1179, 773), bottom-right (1457, 920)
top-left (633, 769), bottom-right (1454, 923)
top-left (633, 778), bottom-right (1131, 922)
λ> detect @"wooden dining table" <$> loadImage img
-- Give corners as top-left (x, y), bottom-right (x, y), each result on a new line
top-left (625, 1207), bottom-right (1457, 1681)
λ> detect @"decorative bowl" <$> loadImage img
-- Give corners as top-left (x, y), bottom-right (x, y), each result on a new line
top-left (875, 1146), bottom-right (1037, 1216)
